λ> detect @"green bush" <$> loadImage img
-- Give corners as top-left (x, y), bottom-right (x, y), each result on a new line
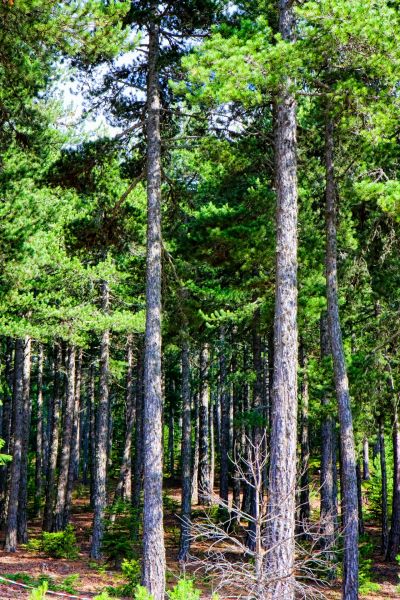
top-left (106, 558), bottom-right (141, 597)
top-left (29, 582), bottom-right (48, 600)
top-left (133, 586), bottom-right (153, 600)
top-left (167, 579), bottom-right (201, 600)
top-left (42, 525), bottom-right (79, 559)
top-left (103, 500), bottom-right (140, 566)
top-left (26, 525), bottom-right (79, 559)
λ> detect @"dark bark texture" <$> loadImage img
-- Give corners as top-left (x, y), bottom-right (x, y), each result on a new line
top-left (264, 1), bottom-right (298, 597)
top-left (141, 12), bottom-right (166, 597)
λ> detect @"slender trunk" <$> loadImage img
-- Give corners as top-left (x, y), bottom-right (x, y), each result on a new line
top-left (141, 12), bottom-right (166, 592)
top-left (362, 437), bottom-right (370, 481)
top-left (379, 418), bottom-right (388, 556)
top-left (241, 352), bottom-right (252, 516)
top-left (115, 335), bottom-right (135, 503)
top-left (178, 339), bottom-right (191, 561)
top-left (91, 281), bottom-right (111, 558)
top-left (0, 338), bottom-right (14, 514)
top-left (319, 314), bottom-right (336, 560)
top-left (89, 363), bottom-right (96, 508)
top-left (325, 116), bottom-right (359, 599)
top-left (387, 402), bottom-right (400, 560)
top-left (65, 348), bottom-right (83, 523)
top-left (356, 462), bottom-right (364, 535)
top-left (5, 339), bottom-right (25, 551)
top-left (168, 394), bottom-right (175, 478)
top-left (17, 336), bottom-right (32, 544)
top-left (232, 353), bottom-right (241, 521)
top-left (82, 382), bottom-right (90, 486)
top-left (209, 386), bottom-right (215, 493)
top-left (132, 348), bottom-right (144, 514)
top-left (53, 346), bottom-right (76, 531)
top-left (198, 345), bottom-right (211, 504)
top-left (191, 392), bottom-right (200, 505)
top-left (264, 2), bottom-right (298, 595)
top-left (219, 335), bottom-right (230, 504)
top-left (299, 342), bottom-right (310, 530)
top-left (43, 343), bottom-right (62, 531)
top-left (34, 344), bottom-right (44, 516)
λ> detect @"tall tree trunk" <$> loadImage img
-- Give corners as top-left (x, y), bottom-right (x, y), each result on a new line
top-left (198, 344), bottom-right (212, 505)
top-left (264, 2), bottom-right (298, 589)
top-left (379, 418), bottom-right (388, 556)
top-left (5, 339), bottom-right (25, 551)
top-left (43, 343), bottom-right (62, 531)
top-left (209, 386), bottom-right (215, 493)
top-left (325, 116), bottom-right (359, 599)
top-left (319, 314), bottom-right (337, 562)
top-left (248, 315), bottom-right (264, 550)
top-left (132, 347), bottom-right (144, 515)
top-left (362, 437), bottom-right (370, 481)
top-left (0, 338), bottom-right (14, 514)
top-left (356, 461), bottom-right (364, 535)
top-left (168, 392), bottom-right (175, 478)
top-left (387, 402), bottom-right (400, 560)
top-left (299, 342), bottom-right (310, 531)
top-left (114, 335), bottom-right (135, 503)
top-left (141, 15), bottom-right (166, 592)
top-left (65, 348), bottom-right (83, 523)
top-left (191, 392), bottom-right (200, 505)
top-left (178, 338), bottom-right (191, 561)
top-left (54, 346), bottom-right (76, 531)
top-left (34, 344), bottom-right (44, 517)
top-left (89, 363), bottom-right (96, 508)
top-left (91, 281), bottom-right (111, 558)
top-left (219, 335), bottom-right (230, 504)
top-left (17, 336), bottom-right (32, 544)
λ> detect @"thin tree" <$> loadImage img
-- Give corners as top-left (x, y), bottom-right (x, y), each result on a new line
top-left (264, 0), bottom-right (298, 597)
top-left (325, 114), bottom-right (359, 599)
top-left (178, 337), bottom-right (191, 561)
top-left (141, 5), bottom-right (166, 596)
top-left (91, 280), bottom-right (111, 558)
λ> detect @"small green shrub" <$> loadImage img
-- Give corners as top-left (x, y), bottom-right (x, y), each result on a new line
top-left (103, 500), bottom-right (140, 566)
top-left (94, 593), bottom-right (113, 600)
top-left (56, 574), bottom-right (80, 594)
top-left (26, 525), bottom-right (79, 559)
top-left (106, 558), bottom-right (141, 597)
top-left (29, 581), bottom-right (48, 600)
top-left (167, 578), bottom-right (201, 600)
top-left (133, 586), bottom-right (153, 600)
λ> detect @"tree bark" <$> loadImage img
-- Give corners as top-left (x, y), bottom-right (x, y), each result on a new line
top-left (319, 314), bottom-right (337, 560)
top-left (141, 12), bottom-right (166, 595)
top-left (0, 338), bottom-right (14, 515)
top-left (43, 343), bottom-right (62, 531)
top-left (198, 344), bottom-right (212, 505)
top-left (89, 363), bottom-right (96, 508)
top-left (325, 115), bottom-right (359, 599)
top-left (299, 342), bottom-right (310, 531)
top-left (54, 346), bottom-right (76, 532)
top-left (387, 402), bottom-right (400, 560)
top-left (264, 2), bottom-right (298, 596)
top-left (91, 281), bottom-right (111, 558)
top-left (114, 334), bottom-right (135, 503)
top-left (191, 392), bottom-right (200, 505)
top-left (362, 437), bottom-right (370, 481)
top-left (379, 418), bottom-right (388, 556)
top-left (65, 348), bottom-right (83, 523)
top-left (219, 335), bottom-right (230, 504)
top-left (17, 336), bottom-right (32, 544)
top-left (132, 347), bottom-right (144, 515)
top-left (178, 338), bottom-right (191, 561)
top-left (34, 344), bottom-right (44, 517)
top-left (5, 339), bottom-right (26, 551)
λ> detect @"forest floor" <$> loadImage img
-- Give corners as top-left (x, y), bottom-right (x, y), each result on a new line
top-left (0, 483), bottom-right (398, 599)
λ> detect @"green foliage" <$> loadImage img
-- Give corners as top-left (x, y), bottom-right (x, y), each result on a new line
top-left (29, 581), bottom-right (48, 600)
top-left (103, 500), bottom-right (140, 566)
top-left (133, 586), bottom-right (154, 600)
top-left (106, 559), bottom-right (141, 597)
top-left (25, 525), bottom-right (79, 559)
top-left (0, 438), bottom-right (11, 465)
top-left (167, 578), bottom-right (201, 600)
